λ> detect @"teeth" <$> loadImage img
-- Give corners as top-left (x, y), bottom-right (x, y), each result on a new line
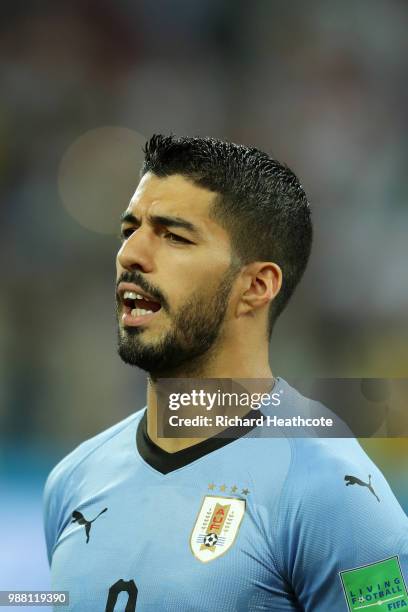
top-left (124, 291), bottom-right (138, 300)
top-left (130, 308), bottom-right (154, 317)
top-left (123, 290), bottom-right (151, 301)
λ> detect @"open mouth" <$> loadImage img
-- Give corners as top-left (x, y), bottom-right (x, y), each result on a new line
top-left (118, 284), bottom-right (162, 327)
top-left (122, 290), bottom-right (161, 317)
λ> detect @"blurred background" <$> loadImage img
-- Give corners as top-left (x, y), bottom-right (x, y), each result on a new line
top-left (0, 0), bottom-right (407, 606)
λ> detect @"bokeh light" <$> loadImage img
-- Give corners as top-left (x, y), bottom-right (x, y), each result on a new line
top-left (58, 127), bottom-right (146, 234)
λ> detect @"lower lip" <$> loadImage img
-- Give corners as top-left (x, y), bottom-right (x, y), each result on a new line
top-left (121, 307), bottom-right (160, 327)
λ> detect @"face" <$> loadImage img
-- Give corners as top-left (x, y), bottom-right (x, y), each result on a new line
top-left (116, 173), bottom-right (239, 376)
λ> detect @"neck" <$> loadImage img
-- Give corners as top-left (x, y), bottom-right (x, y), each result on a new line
top-left (146, 337), bottom-right (273, 453)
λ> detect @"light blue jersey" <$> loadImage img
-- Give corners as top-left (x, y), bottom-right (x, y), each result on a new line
top-left (43, 379), bottom-right (408, 611)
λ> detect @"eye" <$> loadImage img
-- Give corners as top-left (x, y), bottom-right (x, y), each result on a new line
top-left (119, 227), bottom-right (134, 241)
top-left (164, 231), bottom-right (192, 244)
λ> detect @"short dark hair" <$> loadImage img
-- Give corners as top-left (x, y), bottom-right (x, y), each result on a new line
top-left (141, 134), bottom-right (312, 337)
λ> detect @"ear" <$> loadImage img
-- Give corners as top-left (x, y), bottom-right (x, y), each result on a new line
top-left (236, 262), bottom-right (282, 317)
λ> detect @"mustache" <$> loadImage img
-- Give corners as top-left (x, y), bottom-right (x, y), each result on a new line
top-left (116, 271), bottom-right (169, 312)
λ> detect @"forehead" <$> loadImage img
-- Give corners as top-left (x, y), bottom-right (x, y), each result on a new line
top-left (127, 172), bottom-right (217, 225)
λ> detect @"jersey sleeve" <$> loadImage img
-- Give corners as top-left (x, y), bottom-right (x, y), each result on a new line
top-left (42, 437), bottom-right (99, 565)
top-left (43, 462), bottom-right (66, 566)
top-left (42, 412), bottom-right (141, 566)
top-left (276, 438), bottom-right (408, 611)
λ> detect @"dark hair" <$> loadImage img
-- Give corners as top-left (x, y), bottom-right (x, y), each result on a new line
top-left (141, 134), bottom-right (312, 337)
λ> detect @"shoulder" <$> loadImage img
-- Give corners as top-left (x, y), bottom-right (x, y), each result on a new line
top-left (44, 409), bottom-right (145, 499)
top-left (285, 436), bottom-right (407, 527)
top-left (271, 378), bottom-right (376, 490)
top-left (289, 436), bottom-right (375, 487)
top-left (43, 408), bottom-right (145, 564)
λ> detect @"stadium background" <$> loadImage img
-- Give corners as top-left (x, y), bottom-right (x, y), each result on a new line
top-left (0, 0), bottom-right (407, 607)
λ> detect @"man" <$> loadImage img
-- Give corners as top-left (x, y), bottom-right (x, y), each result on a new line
top-left (44, 135), bottom-right (408, 611)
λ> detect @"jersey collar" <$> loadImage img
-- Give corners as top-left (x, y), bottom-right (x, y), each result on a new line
top-left (136, 407), bottom-right (260, 475)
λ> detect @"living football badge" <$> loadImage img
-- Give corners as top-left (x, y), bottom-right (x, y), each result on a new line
top-left (339, 556), bottom-right (408, 610)
top-left (190, 495), bottom-right (245, 563)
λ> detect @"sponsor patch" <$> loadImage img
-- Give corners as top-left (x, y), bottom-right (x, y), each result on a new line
top-left (340, 556), bottom-right (408, 610)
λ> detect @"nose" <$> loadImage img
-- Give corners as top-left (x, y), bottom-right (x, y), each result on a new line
top-left (116, 229), bottom-right (154, 274)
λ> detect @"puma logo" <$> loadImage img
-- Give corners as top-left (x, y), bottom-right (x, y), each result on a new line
top-left (72, 507), bottom-right (108, 543)
top-left (344, 474), bottom-right (380, 502)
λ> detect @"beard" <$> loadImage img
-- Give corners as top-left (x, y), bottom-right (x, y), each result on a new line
top-left (116, 266), bottom-right (238, 377)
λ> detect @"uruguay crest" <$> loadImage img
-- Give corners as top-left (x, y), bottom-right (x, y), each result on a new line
top-left (190, 495), bottom-right (246, 563)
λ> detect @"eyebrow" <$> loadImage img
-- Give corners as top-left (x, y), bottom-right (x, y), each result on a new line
top-left (120, 211), bottom-right (202, 237)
